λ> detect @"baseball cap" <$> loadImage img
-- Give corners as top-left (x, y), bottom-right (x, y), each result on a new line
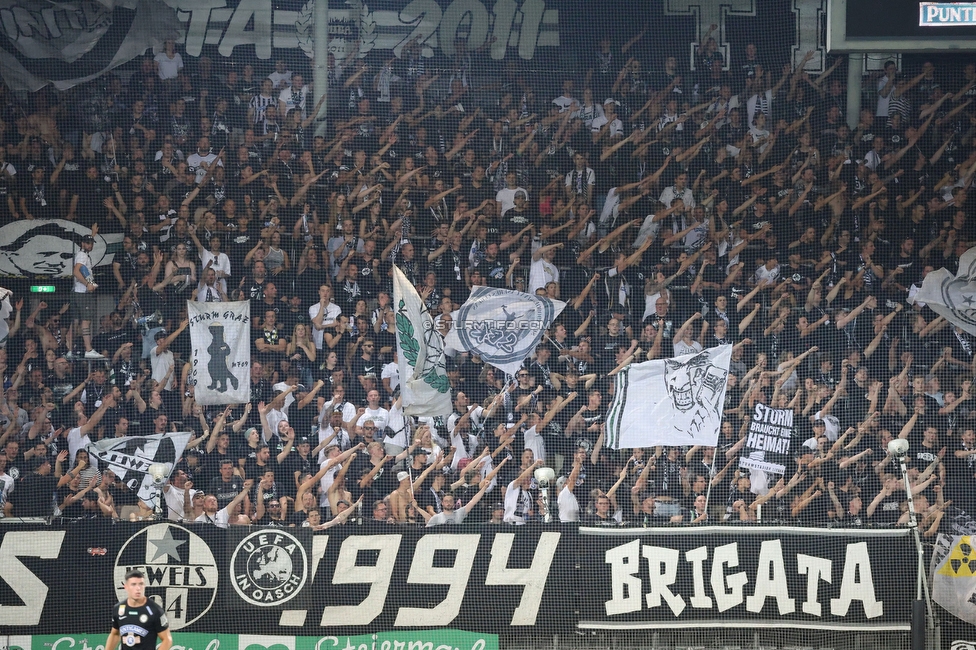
top-left (492, 502), bottom-right (504, 511)
top-left (412, 448), bottom-right (428, 457)
top-left (81, 234), bottom-right (95, 244)
top-left (297, 436), bottom-right (310, 445)
top-left (397, 471), bottom-right (410, 482)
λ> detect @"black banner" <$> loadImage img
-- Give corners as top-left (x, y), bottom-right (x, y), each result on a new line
top-left (0, 521), bottom-right (572, 634)
top-left (578, 526), bottom-right (915, 631)
top-left (740, 404), bottom-right (794, 475)
top-left (0, 522), bottom-right (918, 635)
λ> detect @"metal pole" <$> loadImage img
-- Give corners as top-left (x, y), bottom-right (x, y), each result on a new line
top-left (313, 0), bottom-right (330, 137)
top-left (703, 447), bottom-right (719, 521)
top-left (846, 54), bottom-right (863, 130)
top-left (897, 455), bottom-right (935, 650)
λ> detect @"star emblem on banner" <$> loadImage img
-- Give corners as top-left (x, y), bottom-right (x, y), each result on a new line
top-left (148, 525), bottom-right (185, 562)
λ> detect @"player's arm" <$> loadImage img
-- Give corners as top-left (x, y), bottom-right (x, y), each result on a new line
top-left (157, 628), bottom-right (173, 650)
top-left (105, 628), bottom-right (121, 650)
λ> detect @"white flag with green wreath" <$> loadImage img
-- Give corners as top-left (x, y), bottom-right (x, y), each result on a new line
top-left (392, 265), bottom-right (453, 417)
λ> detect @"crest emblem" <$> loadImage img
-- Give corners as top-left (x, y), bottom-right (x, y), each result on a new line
top-left (231, 530), bottom-right (309, 607)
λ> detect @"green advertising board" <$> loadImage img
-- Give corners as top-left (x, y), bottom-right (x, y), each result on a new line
top-left (3, 631), bottom-right (498, 650)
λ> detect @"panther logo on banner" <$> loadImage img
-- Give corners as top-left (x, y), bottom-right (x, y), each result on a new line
top-left (187, 301), bottom-right (251, 406)
top-left (447, 286), bottom-right (564, 376)
top-left (231, 530), bottom-right (309, 607)
top-left (113, 523), bottom-right (219, 630)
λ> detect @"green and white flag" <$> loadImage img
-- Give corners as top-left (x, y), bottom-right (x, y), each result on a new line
top-left (392, 265), bottom-right (452, 417)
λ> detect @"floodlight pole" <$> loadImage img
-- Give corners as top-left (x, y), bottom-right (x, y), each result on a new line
top-left (895, 450), bottom-right (935, 650)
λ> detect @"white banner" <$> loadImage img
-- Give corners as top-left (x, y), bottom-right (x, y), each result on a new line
top-left (0, 0), bottom-right (181, 92)
top-left (187, 300), bottom-right (251, 406)
top-left (0, 219), bottom-right (122, 278)
top-left (86, 432), bottom-right (191, 505)
top-left (911, 247), bottom-right (976, 336)
top-left (393, 265), bottom-right (452, 418)
top-left (605, 346), bottom-right (732, 449)
top-left (931, 533), bottom-right (976, 625)
top-left (445, 286), bottom-right (565, 376)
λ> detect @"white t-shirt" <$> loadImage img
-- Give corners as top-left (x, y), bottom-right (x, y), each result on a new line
top-left (195, 507), bottom-right (231, 528)
top-left (754, 264), bottom-right (780, 285)
top-left (199, 250), bottom-right (231, 288)
top-left (523, 425), bottom-right (546, 463)
top-left (164, 486), bottom-right (198, 522)
top-left (151, 344), bottom-right (175, 391)
top-left (316, 427), bottom-right (350, 463)
top-left (673, 340), bottom-right (703, 357)
top-left (319, 398), bottom-right (357, 429)
top-left (529, 257), bottom-right (559, 295)
top-left (877, 75), bottom-right (894, 117)
top-left (186, 151), bottom-right (221, 184)
top-left (66, 427), bottom-right (92, 466)
top-left (557, 487), bottom-right (580, 522)
top-left (279, 85), bottom-right (311, 116)
top-left (384, 404), bottom-right (408, 448)
top-left (381, 361), bottom-right (399, 392)
top-left (357, 407), bottom-right (390, 432)
top-left (659, 185), bottom-right (695, 209)
top-left (73, 250), bottom-right (92, 293)
top-left (309, 301), bottom-right (342, 349)
top-left (426, 505), bottom-right (470, 526)
top-left (268, 70), bottom-right (293, 90)
top-left (495, 187), bottom-right (526, 216)
top-left (154, 51), bottom-right (183, 80)
top-left (0, 472), bottom-right (13, 506)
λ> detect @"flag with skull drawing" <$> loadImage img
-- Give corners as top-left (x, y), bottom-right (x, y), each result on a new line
top-left (605, 345), bottom-right (731, 449)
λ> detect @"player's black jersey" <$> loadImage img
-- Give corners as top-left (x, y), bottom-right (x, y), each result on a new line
top-left (111, 599), bottom-right (168, 650)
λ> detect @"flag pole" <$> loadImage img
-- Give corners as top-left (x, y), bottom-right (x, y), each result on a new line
top-left (703, 445), bottom-right (719, 522)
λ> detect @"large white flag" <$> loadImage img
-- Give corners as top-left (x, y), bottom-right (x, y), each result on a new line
top-left (605, 345), bottom-right (732, 449)
top-left (445, 286), bottom-right (566, 376)
top-left (931, 533), bottom-right (976, 625)
top-left (86, 432), bottom-right (191, 506)
top-left (912, 247), bottom-right (976, 335)
top-left (392, 265), bottom-right (453, 417)
top-left (187, 301), bottom-right (251, 406)
top-left (0, 0), bottom-right (181, 92)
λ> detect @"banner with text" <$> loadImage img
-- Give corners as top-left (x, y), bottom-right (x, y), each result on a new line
top-left (162, 0), bottom-right (826, 74)
top-left (578, 526), bottom-right (915, 631)
top-left (0, 522), bottom-right (571, 634)
top-left (739, 404), bottom-right (794, 475)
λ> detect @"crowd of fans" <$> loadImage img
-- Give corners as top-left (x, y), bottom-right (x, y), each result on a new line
top-left (1, 24), bottom-right (976, 532)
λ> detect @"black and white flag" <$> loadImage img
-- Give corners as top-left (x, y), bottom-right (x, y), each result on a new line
top-left (605, 346), bottom-right (731, 449)
top-left (912, 247), bottom-right (976, 336)
top-left (0, 0), bottom-right (181, 92)
top-left (445, 286), bottom-right (565, 376)
top-left (187, 300), bottom-right (251, 405)
top-left (86, 432), bottom-right (191, 504)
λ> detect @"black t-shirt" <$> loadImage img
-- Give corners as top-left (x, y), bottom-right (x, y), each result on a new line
top-left (111, 599), bottom-right (169, 650)
top-left (207, 475), bottom-right (244, 510)
top-left (11, 472), bottom-right (57, 516)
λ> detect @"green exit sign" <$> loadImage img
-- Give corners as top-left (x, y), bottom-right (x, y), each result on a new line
top-left (30, 285), bottom-right (56, 293)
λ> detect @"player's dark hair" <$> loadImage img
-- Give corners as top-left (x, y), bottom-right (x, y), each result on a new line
top-left (125, 569), bottom-right (145, 582)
